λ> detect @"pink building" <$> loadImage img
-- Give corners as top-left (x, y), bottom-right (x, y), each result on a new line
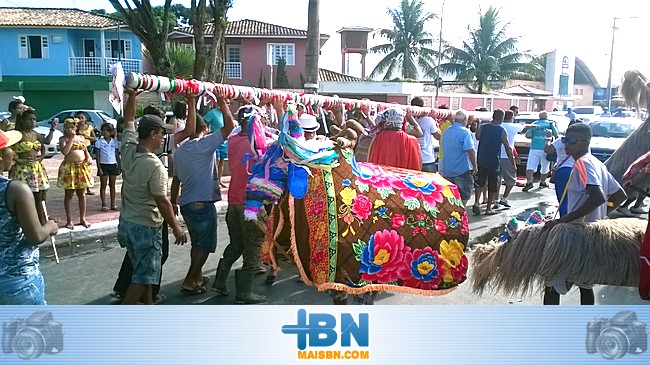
top-left (168, 19), bottom-right (329, 88)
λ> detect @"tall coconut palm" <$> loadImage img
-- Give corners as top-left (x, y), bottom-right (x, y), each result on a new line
top-left (438, 6), bottom-right (540, 93)
top-left (369, 0), bottom-right (437, 81)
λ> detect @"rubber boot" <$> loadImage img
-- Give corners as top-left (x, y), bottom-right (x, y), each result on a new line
top-left (234, 269), bottom-right (267, 304)
top-left (211, 259), bottom-right (232, 296)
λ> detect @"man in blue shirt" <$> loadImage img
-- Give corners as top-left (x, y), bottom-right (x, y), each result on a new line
top-left (440, 109), bottom-right (477, 206)
top-left (203, 104), bottom-right (229, 188)
top-left (565, 107), bottom-right (576, 121)
top-left (523, 111), bottom-right (558, 192)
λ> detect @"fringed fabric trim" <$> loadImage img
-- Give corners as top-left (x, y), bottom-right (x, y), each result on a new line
top-left (316, 282), bottom-right (458, 297)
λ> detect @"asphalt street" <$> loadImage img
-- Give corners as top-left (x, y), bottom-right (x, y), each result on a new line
top-left (40, 212), bottom-right (650, 306)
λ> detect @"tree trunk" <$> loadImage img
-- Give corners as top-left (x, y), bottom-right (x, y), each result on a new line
top-left (206, 0), bottom-right (232, 82)
top-left (191, 0), bottom-right (208, 80)
top-left (304, 0), bottom-right (320, 93)
top-left (109, 0), bottom-right (174, 77)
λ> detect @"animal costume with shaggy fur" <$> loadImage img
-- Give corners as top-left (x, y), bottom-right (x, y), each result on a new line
top-left (471, 218), bottom-right (646, 297)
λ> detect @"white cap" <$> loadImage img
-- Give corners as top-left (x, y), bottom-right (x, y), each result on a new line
top-left (298, 114), bottom-right (320, 132)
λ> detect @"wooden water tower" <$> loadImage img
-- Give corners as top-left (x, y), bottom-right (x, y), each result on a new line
top-left (337, 27), bottom-right (373, 78)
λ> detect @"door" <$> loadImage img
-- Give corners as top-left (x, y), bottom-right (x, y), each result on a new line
top-left (83, 39), bottom-right (95, 57)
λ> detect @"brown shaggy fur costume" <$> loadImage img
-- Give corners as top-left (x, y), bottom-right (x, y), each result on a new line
top-left (471, 218), bottom-right (646, 297)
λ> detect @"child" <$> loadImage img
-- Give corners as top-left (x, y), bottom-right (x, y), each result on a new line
top-left (75, 111), bottom-right (97, 195)
top-left (95, 123), bottom-right (121, 211)
top-left (57, 118), bottom-right (94, 230)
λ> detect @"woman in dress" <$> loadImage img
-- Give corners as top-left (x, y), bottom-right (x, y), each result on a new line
top-left (75, 111), bottom-right (96, 195)
top-left (12, 107), bottom-right (57, 224)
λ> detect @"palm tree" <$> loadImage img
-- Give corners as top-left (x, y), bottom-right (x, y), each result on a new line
top-left (369, 0), bottom-right (437, 81)
top-left (438, 6), bottom-right (540, 93)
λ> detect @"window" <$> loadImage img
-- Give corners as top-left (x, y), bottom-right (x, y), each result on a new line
top-left (105, 39), bottom-right (132, 59)
top-left (19, 35), bottom-right (49, 59)
top-left (226, 45), bottom-right (240, 63)
top-left (267, 43), bottom-right (295, 65)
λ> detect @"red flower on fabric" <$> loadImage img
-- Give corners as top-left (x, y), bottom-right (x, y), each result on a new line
top-left (351, 195), bottom-right (372, 220)
top-left (460, 211), bottom-right (470, 235)
top-left (435, 219), bottom-right (447, 234)
top-left (311, 249), bottom-right (326, 263)
top-left (417, 213), bottom-right (427, 221)
top-left (391, 214), bottom-right (406, 228)
top-left (360, 229), bottom-right (411, 283)
top-left (448, 184), bottom-right (461, 201)
top-left (310, 200), bottom-right (325, 216)
top-left (402, 246), bottom-right (446, 290)
top-left (343, 215), bottom-right (355, 224)
top-left (393, 175), bottom-right (445, 208)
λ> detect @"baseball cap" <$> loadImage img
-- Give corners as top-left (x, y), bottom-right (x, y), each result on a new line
top-left (137, 114), bottom-right (174, 133)
top-left (0, 130), bottom-right (22, 149)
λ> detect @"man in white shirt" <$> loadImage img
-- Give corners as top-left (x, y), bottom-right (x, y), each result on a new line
top-left (495, 110), bottom-right (535, 207)
top-left (543, 122), bottom-right (627, 305)
top-left (410, 97), bottom-right (441, 172)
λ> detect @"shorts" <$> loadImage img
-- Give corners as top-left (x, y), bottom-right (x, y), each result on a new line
top-left (421, 162), bottom-right (437, 173)
top-left (99, 163), bottom-right (120, 176)
top-left (117, 219), bottom-right (162, 285)
top-left (215, 141), bottom-right (228, 159)
top-left (443, 171), bottom-right (473, 202)
top-left (475, 166), bottom-right (500, 192)
top-left (526, 149), bottom-right (551, 174)
top-left (499, 158), bottom-right (516, 185)
top-left (180, 201), bottom-right (218, 253)
top-left (0, 272), bottom-right (46, 305)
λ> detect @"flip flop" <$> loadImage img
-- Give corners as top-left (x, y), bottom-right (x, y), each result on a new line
top-left (180, 286), bottom-right (207, 296)
top-left (101, 206), bottom-right (109, 212)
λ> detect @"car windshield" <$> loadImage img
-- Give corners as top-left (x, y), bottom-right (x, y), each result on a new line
top-left (590, 121), bottom-right (637, 138)
top-left (98, 111), bottom-right (113, 121)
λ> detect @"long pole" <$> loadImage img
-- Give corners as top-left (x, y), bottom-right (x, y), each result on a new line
top-left (605, 17), bottom-right (616, 112)
top-left (435, 0), bottom-right (446, 107)
top-left (304, 0), bottom-right (320, 93)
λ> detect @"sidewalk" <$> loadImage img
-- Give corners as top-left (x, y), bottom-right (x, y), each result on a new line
top-left (41, 156), bottom-right (229, 243)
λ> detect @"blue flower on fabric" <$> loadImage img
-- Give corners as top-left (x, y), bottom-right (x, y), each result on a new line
top-left (448, 217), bottom-right (460, 228)
top-left (359, 235), bottom-right (382, 275)
top-left (342, 179), bottom-right (351, 187)
top-left (402, 175), bottom-right (437, 194)
top-left (378, 206), bottom-right (387, 216)
top-left (410, 252), bottom-right (439, 282)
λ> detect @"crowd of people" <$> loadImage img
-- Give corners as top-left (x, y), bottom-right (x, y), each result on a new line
top-left (0, 89), bottom-right (644, 306)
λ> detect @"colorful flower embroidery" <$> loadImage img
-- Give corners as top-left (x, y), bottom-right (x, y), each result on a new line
top-left (439, 239), bottom-right (469, 283)
top-left (393, 175), bottom-right (445, 208)
top-left (435, 219), bottom-right (448, 234)
top-left (351, 195), bottom-right (372, 220)
top-left (402, 246), bottom-right (446, 290)
top-left (310, 200), bottom-right (325, 216)
top-left (406, 213), bottom-right (434, 236)
top-left (374, 200), bottom-right (385, 209)
top-left (352, 162), bottom-right (398, 189)
top-left (460, 211), bottom-right (469, 235)
top-left (340, 187), bottom-right (356, 205)
top-left (391, 214), bottom-right (405, 228)
top-left (359, 230), bottom-right (411, 283)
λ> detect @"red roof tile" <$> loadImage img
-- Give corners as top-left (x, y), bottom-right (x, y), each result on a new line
top-left (0, 7), bottom-right (120, 29)
top-left (174, 19), bottom-right (329, 39)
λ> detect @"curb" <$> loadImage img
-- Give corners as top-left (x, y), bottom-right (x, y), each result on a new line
top-left (47, 201), bottom-right (229, 248)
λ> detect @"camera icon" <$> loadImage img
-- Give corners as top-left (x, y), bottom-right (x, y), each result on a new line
top-left (2, 311), bottom-right (63, 360)
top-left (586, 311), bottom-right (647, 360)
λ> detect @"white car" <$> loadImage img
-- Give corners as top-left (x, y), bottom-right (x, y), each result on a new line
top-left (571, 106), bottom-right (605, 124)
top-left (34, 126), bottom-right (63, 158)
top-left (588, 117), bottom-right (642, 162)
top-left (36, 109), bottom-right (117, 133)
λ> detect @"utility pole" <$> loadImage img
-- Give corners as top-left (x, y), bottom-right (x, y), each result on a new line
top-left (304, 0), bottom-right (319, 94)
top-left (435, 0), bottom-right (446, 107)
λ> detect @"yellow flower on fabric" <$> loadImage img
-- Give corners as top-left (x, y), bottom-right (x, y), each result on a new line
top-left (373, 249), bottom-right (391, 265)
top-left (451, 211), bottom-right (461, 221)
top-left (442, 185), bottom-right (454, 198)
top-left (417, 261), bottom-right (435, 275)
top-left (374, 199), bottom-right (385, 209)
top-left (439, 239), bottom-right (465, 268)
top-left (340, 187), bottom-right (357, 205)
top-left (408, 177), bottom-right (428, 188)
top-left (373, 216), bottom-right (379, 223)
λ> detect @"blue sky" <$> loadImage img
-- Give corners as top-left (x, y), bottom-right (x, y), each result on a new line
top-left (3, 0), bottom-right (650, 86)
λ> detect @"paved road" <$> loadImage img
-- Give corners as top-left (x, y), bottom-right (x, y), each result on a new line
top-left (40, 213), bottom-right (649, 306)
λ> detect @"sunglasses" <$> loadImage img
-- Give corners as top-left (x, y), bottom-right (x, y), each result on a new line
top-left (562, 136), bottom-right (589, 145)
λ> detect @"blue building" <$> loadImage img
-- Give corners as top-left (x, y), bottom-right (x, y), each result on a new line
top-left (0, 7), bottom-right (142, 117)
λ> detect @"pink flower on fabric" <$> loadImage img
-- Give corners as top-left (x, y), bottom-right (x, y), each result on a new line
top-left (402, 246), bottom-right (446, 290)
top-left (391, 214), bottom-right (406, 228)
top-left (310, 200), bottom-right (325, 216)
top-left (435, 219), bottom-right (447, 235)
top-left (360, 229), bottom-right (411, 283)
top-left (393, 175), bottom-right (445, 208)
top-left (351, 195), bottom-right (372, 220)
top-left (354, 162), bottom-right (398, 189)
top-left (460, 212), bottom-right (470, 235)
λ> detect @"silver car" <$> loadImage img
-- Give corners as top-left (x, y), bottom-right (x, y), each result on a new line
top-left (36, 109), bottom-right (117, 132)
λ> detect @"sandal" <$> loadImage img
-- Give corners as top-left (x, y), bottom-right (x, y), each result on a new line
top-left (101, 206), bottom-right (109, 212)
top-left (110, 205), bottom-right (119, 211)
top-left (180, 286), bottom-right (207, 296)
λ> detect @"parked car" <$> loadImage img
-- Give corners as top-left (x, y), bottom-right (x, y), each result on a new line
top-left (512, 113), bottom-right (571, 173)
top-left (33, 126), bottom-right (63, 158)
top-left (571, 106), bottom-right (604, 124)
top-left (588, 117), bottom-right (642, 162)
top-left (0, 111), bottom-right (10, 121)
top-left (36, 109), bottom-right (117, 133)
